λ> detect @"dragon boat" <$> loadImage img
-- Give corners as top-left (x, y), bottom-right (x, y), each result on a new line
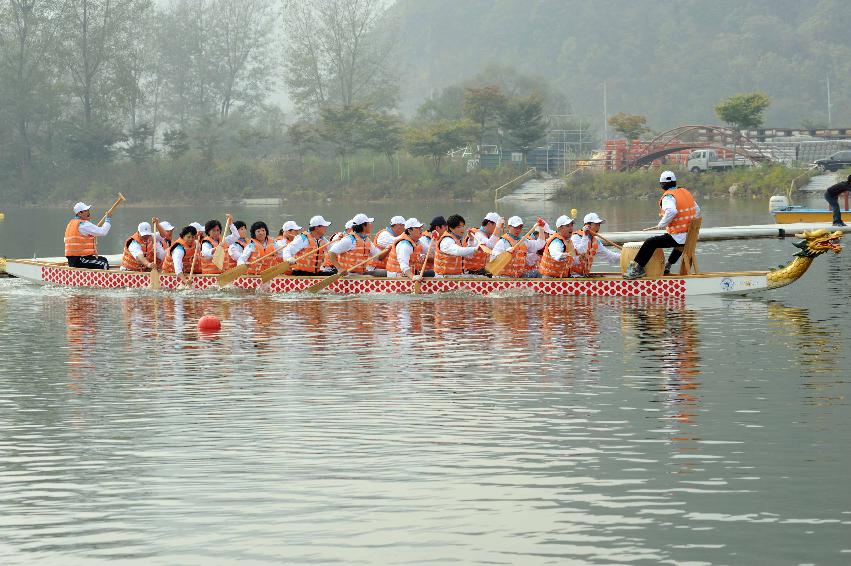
top-left (2, 229), bottom-right (843, 298)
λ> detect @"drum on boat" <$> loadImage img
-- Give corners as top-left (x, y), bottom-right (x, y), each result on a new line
top-left (619, 242), bottom-right (665, 278)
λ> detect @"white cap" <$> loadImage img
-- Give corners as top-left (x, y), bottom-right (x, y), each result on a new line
top-left (351, 213), bottom-right (374, 226)
top-left (345, 219), bottom-right (354, 229)
top-left (282, 220), bottom-right (302, 231)
top-left (660, 170), bottom-right (677, 183)
top-left (309, 215), bottom-right (331, 227)
top-left (73, 202), bottom-right (92, 214)
top-left (555, 215), bottom-right (574, 228)
top-left (542, 222), bottom-right (555, 234)
top-left (404, 217), bottom-right (424, 229)
top-left (137, 222), bottom-right (154, 237)
top-left (507, 215), bottom-right (524, 227)
top-left (190, 222), bottom-right (205, 233)
top-left (483, 212), bottom-right (501, 224)
top-left (390, 215), bottom-right (406, 226)
top-left (159, 221), bottom-right (174, 231)
top-left (583, 212), bottom-right (605, 224)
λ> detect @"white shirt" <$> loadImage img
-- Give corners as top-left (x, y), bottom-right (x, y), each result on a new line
top-left (238, 239), bottom-right (274, 265)
top-left (388, 240), bottom-right (422, 276)
top-left (471, 229), bottom-right (500, 248)
top-left (571, 233), bottom-right (621, 263)
top-left (439, 234), bottom-right (477, 257)
top-left (200, 230), bottom-right (239, 259)
top-left (171, 246), bottom-right (186, 275)
top-left (375, 228), bottom-right (398, 249)
top-left (77, 219), bottom-right (110, 237)
top-left (658, 195), bottom-right (702, 245)
top-left (547, 237), bottom-right (573, 262)
top-left (490, 235), bottom-right (545, 259)
top-left (128, 240), bottom-right (146, 260)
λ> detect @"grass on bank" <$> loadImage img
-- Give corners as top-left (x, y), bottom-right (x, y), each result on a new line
top-left (556, 164), bottom-right (810, 200)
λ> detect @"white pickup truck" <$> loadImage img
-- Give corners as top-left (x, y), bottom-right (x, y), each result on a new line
top-left (687, 149), bottom-right (752, 173)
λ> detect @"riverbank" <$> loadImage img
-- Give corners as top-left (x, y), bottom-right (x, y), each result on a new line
top-left (556, 164), bottom-right (810, 201)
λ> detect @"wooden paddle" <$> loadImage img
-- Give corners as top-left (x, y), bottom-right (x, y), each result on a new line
top-left (96, 193), bottom-right (125, 227)
top-left (182, 236), bottom-right (200, 288)
top-left (306, 242), bottom-right (395, 294)
top-left (216, 239), bottom-right (280, 287)
top-left (212, 215), bottom-right (232, 270)
top-left (412, 230), bottom-right (438, 294)
top-left (150, 218), bottom-right (161, 290)
top-left (259, 239), bottom-right (334, 283)
top-left (486, 220), bottom-right (542, 276)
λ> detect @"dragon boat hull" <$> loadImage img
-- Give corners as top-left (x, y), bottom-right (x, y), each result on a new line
top-left (4, 259), bottom-right (770, 297)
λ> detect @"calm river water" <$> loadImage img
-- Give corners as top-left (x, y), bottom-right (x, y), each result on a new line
top-left (0, 196), bottom-right (849, 565)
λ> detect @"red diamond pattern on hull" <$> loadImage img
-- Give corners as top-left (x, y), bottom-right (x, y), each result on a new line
top-left (38, 266), bottom-right (686, 298)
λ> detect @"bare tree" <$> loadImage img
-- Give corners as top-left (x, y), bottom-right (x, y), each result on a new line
top-left (282, 0), bottom-right (398, 116)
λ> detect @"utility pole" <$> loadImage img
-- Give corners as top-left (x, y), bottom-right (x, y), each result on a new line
top-left (826, 74), bottom-right (832, 127)
top-left (602, 81), bottom-right (608, 147)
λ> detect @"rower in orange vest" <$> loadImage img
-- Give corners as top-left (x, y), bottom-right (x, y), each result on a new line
top-left (238, 221), bottom-right (277, 275)
top-left (434, 215), bottom-right (479, 278)
top-left (570, 212), bottom-right (621, 276)
top-left (539, 215), bottom-right (577, 278)
top-left (273, 221), bottom-right (302, 265)
top-left (120, 221), bottom-right (157, 271)
top-left (386, 218), bottom-right (427, 280)
top-left (328, 213), bottom-right (383, 275)
top-left (624, 170), bottom-right (700, 279)
top-left (162, 225), bottom-right (199, 282)
top-left (155, 220), bottom-right (175, 269)
top-left (488, 216), bottom-right (547, 278)
top-left (199, 216), bottom-right (237, 274)
top-left (371, 215), bottom-right (406, 271)
top-left (464, 211), bottom-right (504, 275)
top-left (64, 201), bottom-right (112, 269)
top-left (282, 215), bottom-right (332, 275)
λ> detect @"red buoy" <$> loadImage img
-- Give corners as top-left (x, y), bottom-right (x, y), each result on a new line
top-left (197, 315), bottom-right (221, 332)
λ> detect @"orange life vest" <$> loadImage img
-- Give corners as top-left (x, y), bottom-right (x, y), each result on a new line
top-left (386, 235), bottom-right (424, 275)
top-left (248, 238), bottom-right (277, 275)
top-left (64, 218), bottom-right (98, 257)
top-left (495, 233), bottom-right (528, 278)
top-left (434, 232), bottom-right (465, 275)
top-left (200, 236), bottom-right (222, 274)
top-left (463, 228), bottom-right (491, 272)
top-left (660, 187), bottom-right (698, 235)
top-left (337, 234), bottom-right (373, 274)
top-left (571, 230), bottom-right (599, 275)
top-left (120, 232), bottom-right (155, 271)
top-left (162, 238), bottom-right (197, 274)
top-left (369, 228), bottom-right (395, 269)
top-left (323, 232), bottom-right (345, 269)
top-left (539, 234), bottom-right (574, 278)
top-left (156, 238), bottom-right (171, 269)
top-left (292, 231), bottom-right (327, 273)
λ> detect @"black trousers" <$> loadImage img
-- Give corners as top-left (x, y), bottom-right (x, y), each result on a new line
top-left (67, 255), bottom-right (109, 270)
top-left (291, 268), bottom-right (336, 276)
top-left (634, 234), bottom-right (683, 267)
top-left (825, 191), bottom-right (844, 223)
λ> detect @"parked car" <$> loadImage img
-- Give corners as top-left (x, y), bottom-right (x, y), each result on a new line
top-left (814, 150), bottom-right (851, 172)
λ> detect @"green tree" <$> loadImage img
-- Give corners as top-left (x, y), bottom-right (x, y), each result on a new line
top-left (162, 128), bottom-right (190, 159)
top-left (715, 92), bottom-right (771, 130)
top-left (463, 85), bottom-right (506, 150)
top-left (319, 104), bottom-right (371, 179)
top-left (123, 122), bottom-right (157, 163)
top-left (499, 94), bottom-right (548, 164)
top-left (286, 121), bottom-right (319, 162)
top-left (416, 85), bottom-right (465, 122)
top-left (405, 119), bottom-right (475, 172)
top-left (607, 112), bottom-right (650, 141)
top-left (360, 112), bottom-right (404, 171)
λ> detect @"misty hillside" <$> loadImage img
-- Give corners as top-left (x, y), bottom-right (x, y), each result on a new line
top-left (392, 0), bottom-right (851, 131)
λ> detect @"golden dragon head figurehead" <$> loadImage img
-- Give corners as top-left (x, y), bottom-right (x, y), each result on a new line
top-left (791, 229), bottom-right (843, 258)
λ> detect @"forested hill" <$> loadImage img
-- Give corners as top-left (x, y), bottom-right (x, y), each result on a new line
top-left (391, 0), bottom-right (851, 130)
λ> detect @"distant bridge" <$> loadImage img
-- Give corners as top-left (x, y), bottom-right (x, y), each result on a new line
top-left (620, 125), bottom-right (772, 171)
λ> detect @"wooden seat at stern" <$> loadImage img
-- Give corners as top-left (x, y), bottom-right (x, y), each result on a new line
top-left (675, 218), bottom-right (701, 275)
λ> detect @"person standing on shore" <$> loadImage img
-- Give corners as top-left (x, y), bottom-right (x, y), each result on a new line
top-left (64, 202), bottom-right (112, 270)
top-left (824, 174), bottom-right (850, 227)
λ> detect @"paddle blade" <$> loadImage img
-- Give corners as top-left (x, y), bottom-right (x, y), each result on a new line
top-left (217, 263), bottom-right (248, 287)
top-left (306, 272), bottom-right (342, 293)
top-left (412, 280), bottom-right (422, 294)
top-left (212, 246), bottom-right (225, 270)
top-left (485, 252), bottom-right (512, 276)
top-left (150, 267), bottom-right (161, 290)
top-left (260, 261), bottom-right (292, 283)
